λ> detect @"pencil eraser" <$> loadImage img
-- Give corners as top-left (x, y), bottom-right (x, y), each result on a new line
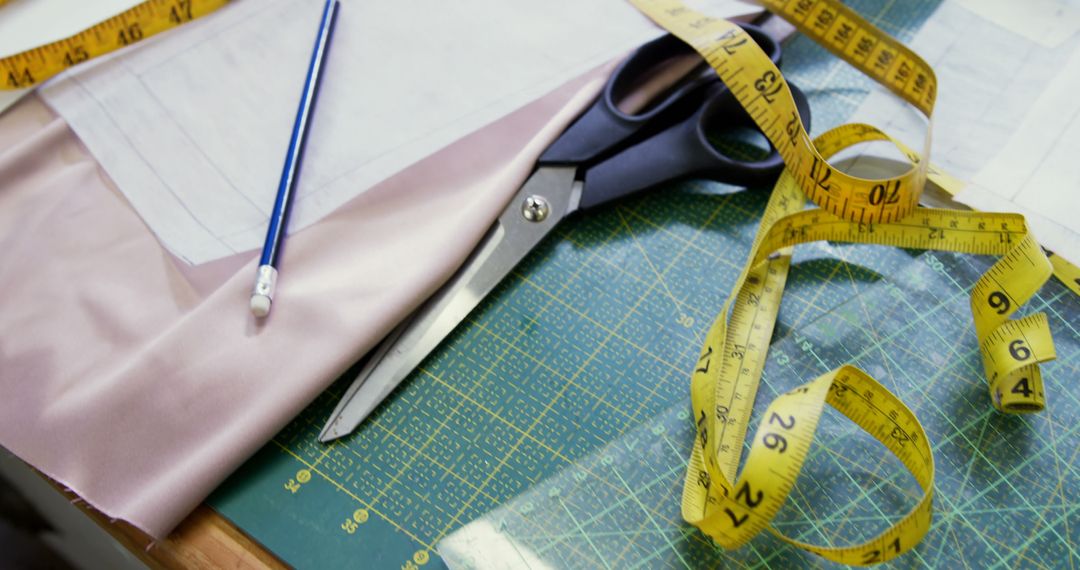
top-left (250, 294), bottom-right (272, 318)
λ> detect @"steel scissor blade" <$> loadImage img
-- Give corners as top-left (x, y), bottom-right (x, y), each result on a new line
top-left (319, 166), bottom-right (580, 443)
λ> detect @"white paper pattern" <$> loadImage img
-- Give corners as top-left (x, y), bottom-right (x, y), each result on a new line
top-left (36, 0), bottom-right (760, 264)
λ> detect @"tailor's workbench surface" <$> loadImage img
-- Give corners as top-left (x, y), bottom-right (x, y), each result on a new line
top-left (207, 1), bottom-right (1080, 567)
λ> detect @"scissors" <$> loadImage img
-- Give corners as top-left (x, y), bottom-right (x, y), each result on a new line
top-left (319, 23), bottom-right (811, 442)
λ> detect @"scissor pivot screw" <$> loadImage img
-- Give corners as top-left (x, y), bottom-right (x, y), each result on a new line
top-left (521, 195), bottom-right (550, 222)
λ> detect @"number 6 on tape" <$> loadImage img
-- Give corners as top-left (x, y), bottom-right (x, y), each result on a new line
top-left (630, 0), bottom-right (1058, 565)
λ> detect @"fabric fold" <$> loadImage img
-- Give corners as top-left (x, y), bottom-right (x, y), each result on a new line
top-left (0, 61), bottom-right (614, 538)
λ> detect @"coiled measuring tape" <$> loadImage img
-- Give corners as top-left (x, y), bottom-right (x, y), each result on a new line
top-left (1, 0), bottom-right (1073, 563)
top-left (0, 0), bottom-right (226, 90)
top-left (628, 0), bottom-right (1061, 565)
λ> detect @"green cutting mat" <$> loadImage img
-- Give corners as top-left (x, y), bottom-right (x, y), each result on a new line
top-left (209, 1), bottom-right (1080, 567)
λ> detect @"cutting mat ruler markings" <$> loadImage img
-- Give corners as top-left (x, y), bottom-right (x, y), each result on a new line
top-left (208, 1), bottom-right (1079, 567)
top-left (440, 258), bottom-right (1078, 569)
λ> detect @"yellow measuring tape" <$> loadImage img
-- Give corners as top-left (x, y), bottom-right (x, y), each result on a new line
top-left (1050, 252), bottom-right (1080, 297)
top-left (628, 0), bottom-right (1060, 564)
top-left (1, 0), bottom-right (1073, 563)
top-left (0, 0), bottom-right (226, 90)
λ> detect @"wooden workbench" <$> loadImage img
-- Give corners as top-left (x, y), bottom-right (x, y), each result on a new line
top-left (62, 486), bottom-right (286, 570)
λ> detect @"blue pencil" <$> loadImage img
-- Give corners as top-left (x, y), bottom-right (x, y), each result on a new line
top-left (251, 0), bottom-right (340, 318)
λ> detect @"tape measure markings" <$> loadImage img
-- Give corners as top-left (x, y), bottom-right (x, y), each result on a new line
top-left (1049, 253), bottom-right (1080, 297)
top-left (2, 0), bottom-right (1070, 564)
top-left (1, 0), bottom-right (227, 90)
top-left (629, 0), bottom-right (1060, 564)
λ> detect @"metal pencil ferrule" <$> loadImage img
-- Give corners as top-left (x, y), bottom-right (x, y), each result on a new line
top-left (252, 265), bottom-right (278, 299)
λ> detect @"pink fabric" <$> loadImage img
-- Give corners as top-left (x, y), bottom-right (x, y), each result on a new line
top-left (0, 64), bottom-right (612, 538)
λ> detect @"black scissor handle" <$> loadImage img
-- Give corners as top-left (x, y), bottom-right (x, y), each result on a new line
top-left (539, 24), bottom-right (781, 166)
top-left (578, 82), bottom-right (812, 211)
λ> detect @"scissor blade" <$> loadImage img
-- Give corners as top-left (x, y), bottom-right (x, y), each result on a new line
top-left (319, 166), bottom-right (579, 443)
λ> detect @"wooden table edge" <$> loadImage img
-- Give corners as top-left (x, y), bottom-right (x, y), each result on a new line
top-left (48, 478), bottom-right (289, 570)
